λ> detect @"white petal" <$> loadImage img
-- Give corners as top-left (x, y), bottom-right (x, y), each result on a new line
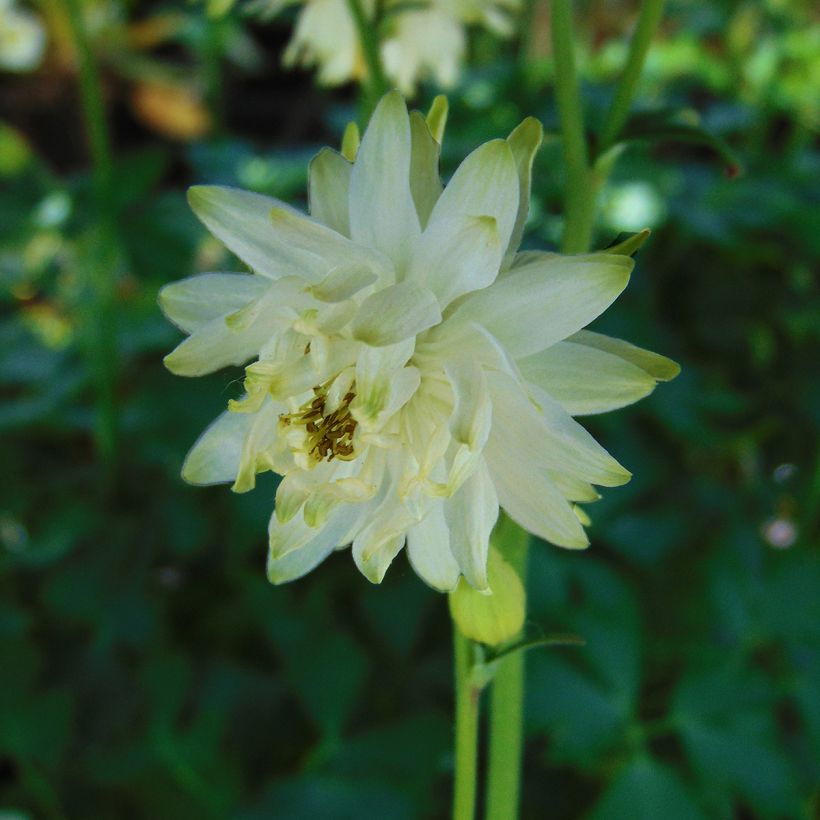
top-left (444, 357), bottom-right (491, 450)
top-left (308, 263), bottom-right (377, 302)
top-left (233, 399), bottom-right (283, 493)
top-left (348, 91), bottom-right (420, 270)
top-left (352, 496), bottom-right (416, 584)
top-left (408, 214), bottom-right (502, 308)
top-left (188, 186), bottom-right (326, 280)
top-left (406, 501), bottom-right (460, 592)
top-left (267, 503), bottom-right (363, 584)
top-left (269, 205), bottom-right (388, 275)
top-left (503, 117), bottom-right (543, 270)
top-left (486, 370), bottom-right (631, 487)
top-left (569, 330), bottom-right (681, 381)
top-left (450, 253), bottom-right (633, 359)
top-left (445, 462), bottom-right (498, 590)
top-left (163, 312), bottom-right (275, 377)
top-left (518, 340), bottom-right (656, 415)
top-left (181, 410), bottom-right (252, 486)
top-left (485, 429), bottom-right (589, 549)
top-left (351, 282), bottom-right (441, 346)
top-left (409, 110), bottom-right (443, 229)
top-left (353, 366), bottom-right (420, 432)
top-left (308, 147), bottom-right (351, 236)
top-left (422, 138), bottom-right (518, 270)
top-left (159, 273), bottom-right (267, 333)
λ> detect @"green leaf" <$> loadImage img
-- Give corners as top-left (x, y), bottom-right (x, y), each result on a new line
top-left (589, 756), bottom-right (706, 820)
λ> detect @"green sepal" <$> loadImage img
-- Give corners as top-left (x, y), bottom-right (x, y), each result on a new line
top-left (603, 229), bottom-right (652, 257)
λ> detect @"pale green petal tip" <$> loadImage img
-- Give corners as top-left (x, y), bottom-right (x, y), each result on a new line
top-left (655, 356), bottom-right (682, 381)
top-left (341, 121), bottom-right (360, 161)
top-left (426, 95), bottom-right (449, 144)
top-left (508, 116), bottom-right (543, 150)
top-left (604, 228), bottom-right (652, 257)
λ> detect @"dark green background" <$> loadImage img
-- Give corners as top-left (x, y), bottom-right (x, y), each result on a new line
top-left (1, 1), bottom-right (818, 817)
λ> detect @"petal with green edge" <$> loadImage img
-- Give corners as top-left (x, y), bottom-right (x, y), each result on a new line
top-left (159, 272), bottom-right (267, 334)
top-left (423, 138), bottom-right (518, 267)
top-left (351, 282), bottom-right (441, 346)
top-left (409, 110), bottom-right (443, 229)
top-left (348, 91), bottom-right (420, 269)
top-left (267, 503), bottom-right (364, 584)
top-left (486, 370), bottom-right (631, 488)
top-left (181, 410), bottom-right (253, 486)
top-left (503, 117), bottom-right (543, 270)
top-left (519, 340), bottom-right (656, 415)
top-left (445, 462), bottom-right (498, 590)
top-left (406, 501), bottom-right (460, 592)
top-left (408, 214), bottom-right (502, 308)
top-left (451, 253), bottom-right (632, 359)
top-left (188, 186), bottom-right (326, 281)
top-left (308, 147), bottom-right (352, 236)
top-left (163, 311), bottom-right (276, 377)
top-left (569, 330), bottom-right (681, 381)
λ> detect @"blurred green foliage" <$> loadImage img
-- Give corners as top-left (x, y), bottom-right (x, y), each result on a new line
top-left (1, 0), bottom-right (819, 817)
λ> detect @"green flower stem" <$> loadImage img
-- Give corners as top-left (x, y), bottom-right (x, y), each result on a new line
top-left (346, 0), bottom-right (390, 118)
top-left (598, 0), bottom-right (667, 151)
top-left (453, 623), bottom-right (481, 820)
top-left (550, 0), bottom-right (595, 253)
top-left (484, 519), bottom-right (530, 820)
top-left (63, 0), bottom-right (119, 470)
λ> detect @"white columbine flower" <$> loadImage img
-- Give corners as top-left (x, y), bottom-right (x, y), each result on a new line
top-left (161, 91), bottom-right (678, 591)
top-left (257, 0), bottom-right (519, 94)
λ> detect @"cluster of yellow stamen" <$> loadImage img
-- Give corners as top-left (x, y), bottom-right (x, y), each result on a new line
top-left (280, 382), bottom-right (358, 463)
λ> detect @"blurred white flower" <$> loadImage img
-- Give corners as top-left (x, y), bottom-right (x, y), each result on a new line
top-left (0, 0), bottom-right (46, 73)
top-left (255, 0), bottom-right (520, 93)
top-left (161, 92), bottom-right (678, 590)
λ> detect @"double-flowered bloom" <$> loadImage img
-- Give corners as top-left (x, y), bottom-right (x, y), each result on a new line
top-left (161, 91), bottom-right (678, 591)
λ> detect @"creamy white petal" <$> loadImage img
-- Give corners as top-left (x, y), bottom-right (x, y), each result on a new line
top-left (423, 138), bottom-right (518, 266)
top-left (450, 253), bottom-right (633, 359)
top-left (233, 399), bottom-right (283, 493)
top-left (486, 370), bottom-right (631, 487)
top-left (267, 503), bottom-right (363, 584)
top-left (308, 147), bottom-right (352, 236)
top-left (348, 91), bottom-right (421, 270)
top-left (503, 117), bottom-right (543, 269)
top-left (406, 501), bottom-right (460, 592)
top-left (519, 340), bottom-right (656, 415)
top-left (188, 186), bottom-right (327, 280)
top-left (409, 110), bottom-right (443, 230)
top-left (485, 431), bottom-right (589, 549)
top-left (351, 282), bottom-right (441, 347)
top-left (159, 273), bottom-right (267, 333)
top-left (408, 214), bottom-right (502, 308)
top-left (269, 205), bottom-right (388, 274)
top-left (352, 494), bottom-right (417, 583)
top-left (569, 330), bottom-right (681, 381)
top-left (163, 312), bottom-right (277, 377)
top-left (548, 472), bottom-right (601, 503)
top-left (181, 410), bottom-right (253, 486)
top-left (309, 263), bottom-right (377, 302)
top-left (445, 462), bottom-right (498, 590)
top-left (444, 358), bottom-right (491, 450)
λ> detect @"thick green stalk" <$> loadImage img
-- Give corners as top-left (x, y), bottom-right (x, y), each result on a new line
top-left (63, 0), bottom-right (118, 469)
top-left (453, 625), bottom-right (480, 820)
top-left (598, 0), bottom-right (667, 151)
top-left (550, 0), bottom-right (595, 253)
top-left (484, 520), bottom-right (530, 820)
top-left (346, 0), bottom-right (390, 117)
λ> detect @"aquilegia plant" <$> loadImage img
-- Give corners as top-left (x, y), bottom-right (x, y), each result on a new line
top-left (161, 90), bottom-right (678, 818)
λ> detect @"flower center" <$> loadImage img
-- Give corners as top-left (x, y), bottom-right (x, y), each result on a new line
top-left (280, 382), bottom-right (358, 464)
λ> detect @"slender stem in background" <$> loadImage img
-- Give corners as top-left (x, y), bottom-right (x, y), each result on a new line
top-left (598, 0), bottom-right (667, 151)
top-left (550, 0), bottom-right (595, 253)
top-left (346, 0), bottom-right (390, 118)
top-left (63, 0), bottom-right (118, 470)
top-left (453, 624), bottom-right (480, 820)
top-left (484, 519), bottom-right (530, 820)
